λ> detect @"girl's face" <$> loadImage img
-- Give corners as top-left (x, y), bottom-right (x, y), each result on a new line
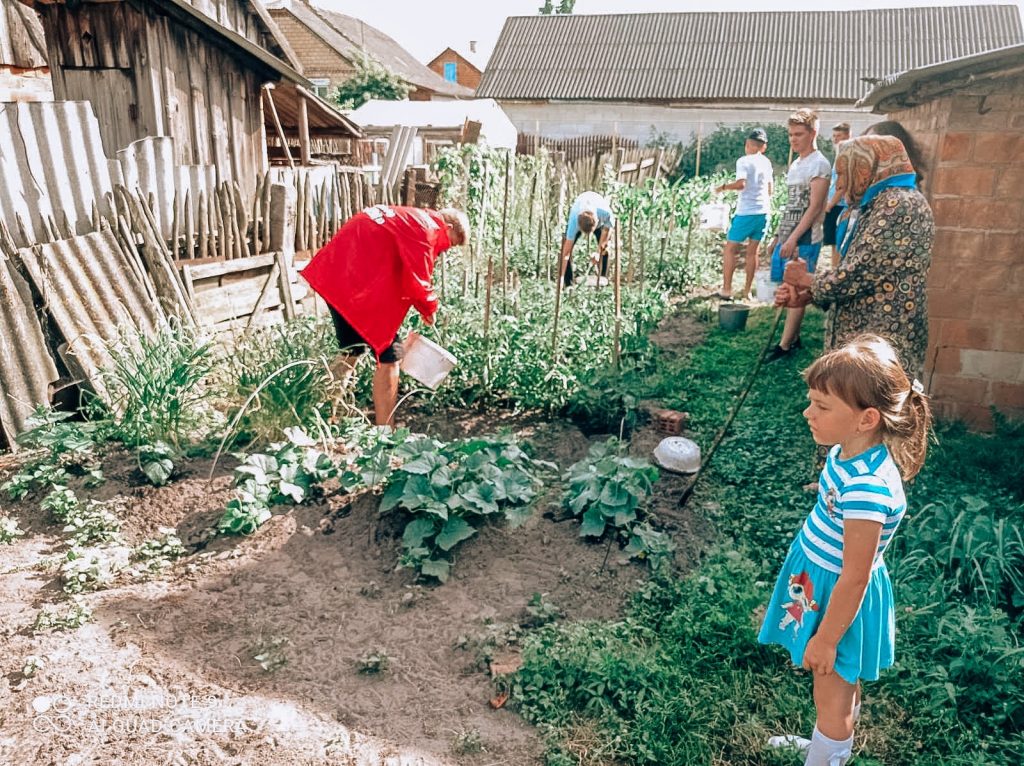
top-left (803, 388), bottom-right (871, 446)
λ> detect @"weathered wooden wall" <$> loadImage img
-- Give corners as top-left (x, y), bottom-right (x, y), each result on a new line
top-left (40, 0), bottom-right (266, 197)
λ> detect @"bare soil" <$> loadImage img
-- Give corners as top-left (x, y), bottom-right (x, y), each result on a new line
top-left (0, 308), bottom-right (712, 766)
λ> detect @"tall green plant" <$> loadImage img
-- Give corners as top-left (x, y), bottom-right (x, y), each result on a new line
top-left (332, 53), bottom-right (410, 109)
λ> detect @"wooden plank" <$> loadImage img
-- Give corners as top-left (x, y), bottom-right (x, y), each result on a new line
top-left (276, 250), bottom-right (297, 321)
top-left (184, 252), bottom-right (277, 280)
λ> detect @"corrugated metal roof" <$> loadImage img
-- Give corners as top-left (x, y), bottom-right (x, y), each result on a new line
top-left (0, 0), bottom-right (46, 69)
top-left (477, 6), bottom-right (1024, 103)
top-left (859, 42), bottom-right (1024, 110)
top-left (267, 0), bottom-right (472, 98)
top-left (0, 252), bottom-right (57, 449)
top-left (0, 101), bottom-right (115, 249)
top-left (17, 230), bottom-right (165, 407)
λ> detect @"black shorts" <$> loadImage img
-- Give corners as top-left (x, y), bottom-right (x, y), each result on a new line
top-left (822, 206), bottom-right (844, 246)
top-left (573, 226), bottom-right (606, 245)
top-left (329, 306), bottom-right (404, 363)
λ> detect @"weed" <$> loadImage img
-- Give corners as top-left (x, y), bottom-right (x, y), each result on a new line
top-left (251, 634), bottom-right (290, 672)
top-left (523, 592), bottom-right (563, 628)
top-left (61, 500), bottom-right (122, 546)
top-left (61, 548), bottom-right (120, 594)
top-left (1, 407), bottom-right (100, 500)
top-left (0, 515), bottom-right (24, 544)
top-left (34, 599), bottom-right (93, 632)
top-left (21, 655), bottom-right (44, 678)
top-left (355, 649), bottom-right (392, 674)
top-left (132, 527), bottom-right (186, 574)
top-left (449, 728), bottom-right (485, 755)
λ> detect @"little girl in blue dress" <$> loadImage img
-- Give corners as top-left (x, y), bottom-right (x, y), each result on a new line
top-left (758, 334), bottom-right (931, 765)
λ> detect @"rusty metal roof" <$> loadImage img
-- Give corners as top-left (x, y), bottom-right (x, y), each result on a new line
top-left (0, 0), bottom-right (46, 69)
top-left (0, 252), bottom-right (57, 449)
top-left (477, 6), bottom-right (1024, 103)
top-left (0, 101), bottom-right (115, 249)
top-left (17, 230), bottom-right (165, 407)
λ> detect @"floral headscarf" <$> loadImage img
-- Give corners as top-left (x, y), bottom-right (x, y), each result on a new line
top-left (835, 136), bottom-right (916, 208)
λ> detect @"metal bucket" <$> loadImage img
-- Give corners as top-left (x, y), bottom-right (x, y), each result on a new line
top-left (718, 303), bottom-right (751, 331)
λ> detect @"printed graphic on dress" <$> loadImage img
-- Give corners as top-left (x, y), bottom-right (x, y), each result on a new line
top-left (778, 571), bottom-right (820, 636)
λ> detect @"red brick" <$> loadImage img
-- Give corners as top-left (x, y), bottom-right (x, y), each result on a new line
top-left (972, 133), bottom-right (1024, 163)
top-left (991, 382), bottom-right (1024, 410)
top-left (959, 199), bottom-right (1023, 232)
top-left (984, 232), bottom-right (1018, 264)
top-left (995, 166), bottom-right (1024, 199)
top-left (960, 350), bottom-right (1024, 381)
top-left (932, 228), bottom-right (985, 258)
top-left (958, 404), bottom-right (995, 431)
top-left (940, 132), bottom-right (973, 161)
top-left (929, 197), bottom-right (961, 226)
top-left (972, 263), bottom-right (1018, 292)
top-left (930, 373), bottom-right (990, 402)
top-left (974, 292), bottom-right (1023, 323)
top-left (994, 324), bottom-right (1024, 353)
top-left (931, 346), bottom-right (963, 374)
top-left (932, 166), bottom-right (997, 196)
top-left (928, 288), bottom-right (976, 319)
top-left (925, 257), bottom-right (956, 289)
top-left (938, 319), bottom-right (994, 350)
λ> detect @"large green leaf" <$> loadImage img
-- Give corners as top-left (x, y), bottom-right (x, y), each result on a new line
top-left (420, 558), bottom-right (450, 582)
top-left (580, 507), bottom-right (607, 538)
top-left (435, 517), bottom-right (477, 551)
top-left (401, 452), bottom-right (446, 475)
top-left (380, 480), bottom-right (405, 512)
top-left (401, 517), bottom-right (438, 549)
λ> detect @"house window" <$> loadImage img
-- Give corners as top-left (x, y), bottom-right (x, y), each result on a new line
top-left (310, 78), bottom-right (331, 99)
top-left (443, 62), bottom-right (457, 82)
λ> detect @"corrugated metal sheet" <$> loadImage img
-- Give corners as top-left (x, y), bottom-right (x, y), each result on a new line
top-left (859, 43), bottom-right (1024, 110)
top-left (0, 0), bottom-right (47, 69)
top-left (477, 6), bottom-right (1024, 103)
top-left (0, 101), bottom-right (115, 248)
top-left (0, 252), bottom-right (58, 449)
top-left (17, 230), bottom-right (165, 406)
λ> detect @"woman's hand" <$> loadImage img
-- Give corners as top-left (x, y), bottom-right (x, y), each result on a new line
top-left (784, 259), bottom-right (814, 289)
top-left (774, 283), bottom-right (796, 307)
top-left (802, 634), bottom-right (837, 675)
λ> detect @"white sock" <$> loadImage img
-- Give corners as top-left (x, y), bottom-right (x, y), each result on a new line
top-left (804, 726), bottom-right (853, 766)
top-left (767, 733), bottom-right (811, 752)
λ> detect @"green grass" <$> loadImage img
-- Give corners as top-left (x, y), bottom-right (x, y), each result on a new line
top-left (510, 306), bottom-right (1024, 765)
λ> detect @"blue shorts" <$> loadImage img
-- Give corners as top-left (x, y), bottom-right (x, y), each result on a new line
top-left (771, 242), bottom-right (821, 282)
top-left (726, 214), bottom-right (768, 243)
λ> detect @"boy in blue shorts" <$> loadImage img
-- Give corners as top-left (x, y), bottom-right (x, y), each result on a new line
top-left (715, 128), bottom-right (774, 301)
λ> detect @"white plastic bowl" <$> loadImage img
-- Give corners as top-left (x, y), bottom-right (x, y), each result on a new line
top-left (400, 331), bottom-right (457, 389)
top-left (653, 437), bottom-right (702, 474)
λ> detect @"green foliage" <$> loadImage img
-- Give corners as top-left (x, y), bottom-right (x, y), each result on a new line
top-left (379, 434), bottom-right (555, 582)
top-left (562, 439), bottom-right (671, 563)
top-left (1, 407), bottom-right (100, 500)
top-left (0, 515), bottom-right (24, 544)
top-left (332, 52), bottom-right (410, 110)
top-left (34, 599), bottom-right (93, 632)
top-left (675, 123), bottom-right (835, 180)
top-left (101, 322), bottom-right (217, 450)
top-left (217, 427), bottom-right (337, 536)
top-left (355, 648), bottom-right (393, 674)
top-left (61, 548), bottom-right (118, 594)
top-left (538, 0), bottom-right (575, 13)
top-left (60, 499), bottom-right (122, 546)
top-left (132, 527), bottom-right (186, 573)
top-left (139, 441), bottom-right (175, 487)
top-left (219, 318), bottom-right (339, 445)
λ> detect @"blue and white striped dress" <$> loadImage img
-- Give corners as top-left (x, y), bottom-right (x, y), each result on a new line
top-left (758, 443), bottom-right (906, 684)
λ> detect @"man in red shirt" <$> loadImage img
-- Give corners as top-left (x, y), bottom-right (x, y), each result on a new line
top-left (301, 205), bottom-right (468, 427)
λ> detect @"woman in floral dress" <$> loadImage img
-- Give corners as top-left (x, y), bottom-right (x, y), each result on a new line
top-left (778, 135), bottom-right (934, 378)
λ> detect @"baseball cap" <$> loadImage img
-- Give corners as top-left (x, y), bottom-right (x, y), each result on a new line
top-left (747, 128), bottom-right (768, 144)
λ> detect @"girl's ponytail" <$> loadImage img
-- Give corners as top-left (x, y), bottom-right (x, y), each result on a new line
top-left (885, 381), bottom-right (932, 480)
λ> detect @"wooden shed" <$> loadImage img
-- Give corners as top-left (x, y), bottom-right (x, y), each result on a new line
top-left (19, 0), bottom-right (352, 195)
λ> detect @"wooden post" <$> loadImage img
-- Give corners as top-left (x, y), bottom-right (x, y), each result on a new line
top-left (263, 85), bottom-right (294, 169)
top-left (184, 191), bottom-right (194, 260)
top-left (297, 96), bottom-right (312, 166)
top-left (500, 149), bottom-right (510, 314)
top-left (694, 121), bottom-right (704, 177)
top-left (198, 190), bottom-right (209, 260)
top-left (270, 182), bottom-right (298, 321)
top-left (613, 219), bottom-right (622, 367)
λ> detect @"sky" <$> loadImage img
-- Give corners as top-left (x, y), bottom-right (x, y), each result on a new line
top-left (313, 0), bottom-right (1024, 67)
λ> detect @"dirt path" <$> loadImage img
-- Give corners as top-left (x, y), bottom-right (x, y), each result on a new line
top-left (0, 307), bottom-right (712, 766)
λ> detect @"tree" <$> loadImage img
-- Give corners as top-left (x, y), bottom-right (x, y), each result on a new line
top-left (539, 0), bottom-right (575, 14)
top-left (332, 52), bottom-right (410, 110)
top-left (673, 123), bottom-right (836, 181)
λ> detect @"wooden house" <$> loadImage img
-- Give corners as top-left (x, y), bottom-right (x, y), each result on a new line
top-left (19, 0), bottom-right (360, 195)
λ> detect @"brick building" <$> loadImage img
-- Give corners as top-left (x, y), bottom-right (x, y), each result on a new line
top-left (266, 0), bottom-right (470, 102)
top-left (427, 47), bottom-right (482, 92)
top-left (861, 44), bottom-right (1024, 429)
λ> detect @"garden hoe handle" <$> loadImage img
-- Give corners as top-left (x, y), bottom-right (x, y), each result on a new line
top-left (678, 307), bottom-right (785, 508)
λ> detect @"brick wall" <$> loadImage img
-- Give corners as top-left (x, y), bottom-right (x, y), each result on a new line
top-left (893, 75), bottom-right (1024, 429)
top-left (269, 12), bottom-right (354, 87)
top-left (427, 49), bottom-right (481, 91)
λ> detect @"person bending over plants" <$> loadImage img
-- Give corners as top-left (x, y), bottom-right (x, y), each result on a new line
top-left (301, 204), bottom-right (468, 427)
top-left (559, 190), bottom-right (616, 287)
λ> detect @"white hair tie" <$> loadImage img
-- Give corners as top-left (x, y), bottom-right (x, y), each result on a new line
top-left (911, 378), bottom-right (924, 395)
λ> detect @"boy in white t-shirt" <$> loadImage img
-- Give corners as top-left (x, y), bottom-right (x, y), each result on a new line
top-left (714, 128), bottom-right (774, 300)
top-left (765, 109), bottom-right (831, 362)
